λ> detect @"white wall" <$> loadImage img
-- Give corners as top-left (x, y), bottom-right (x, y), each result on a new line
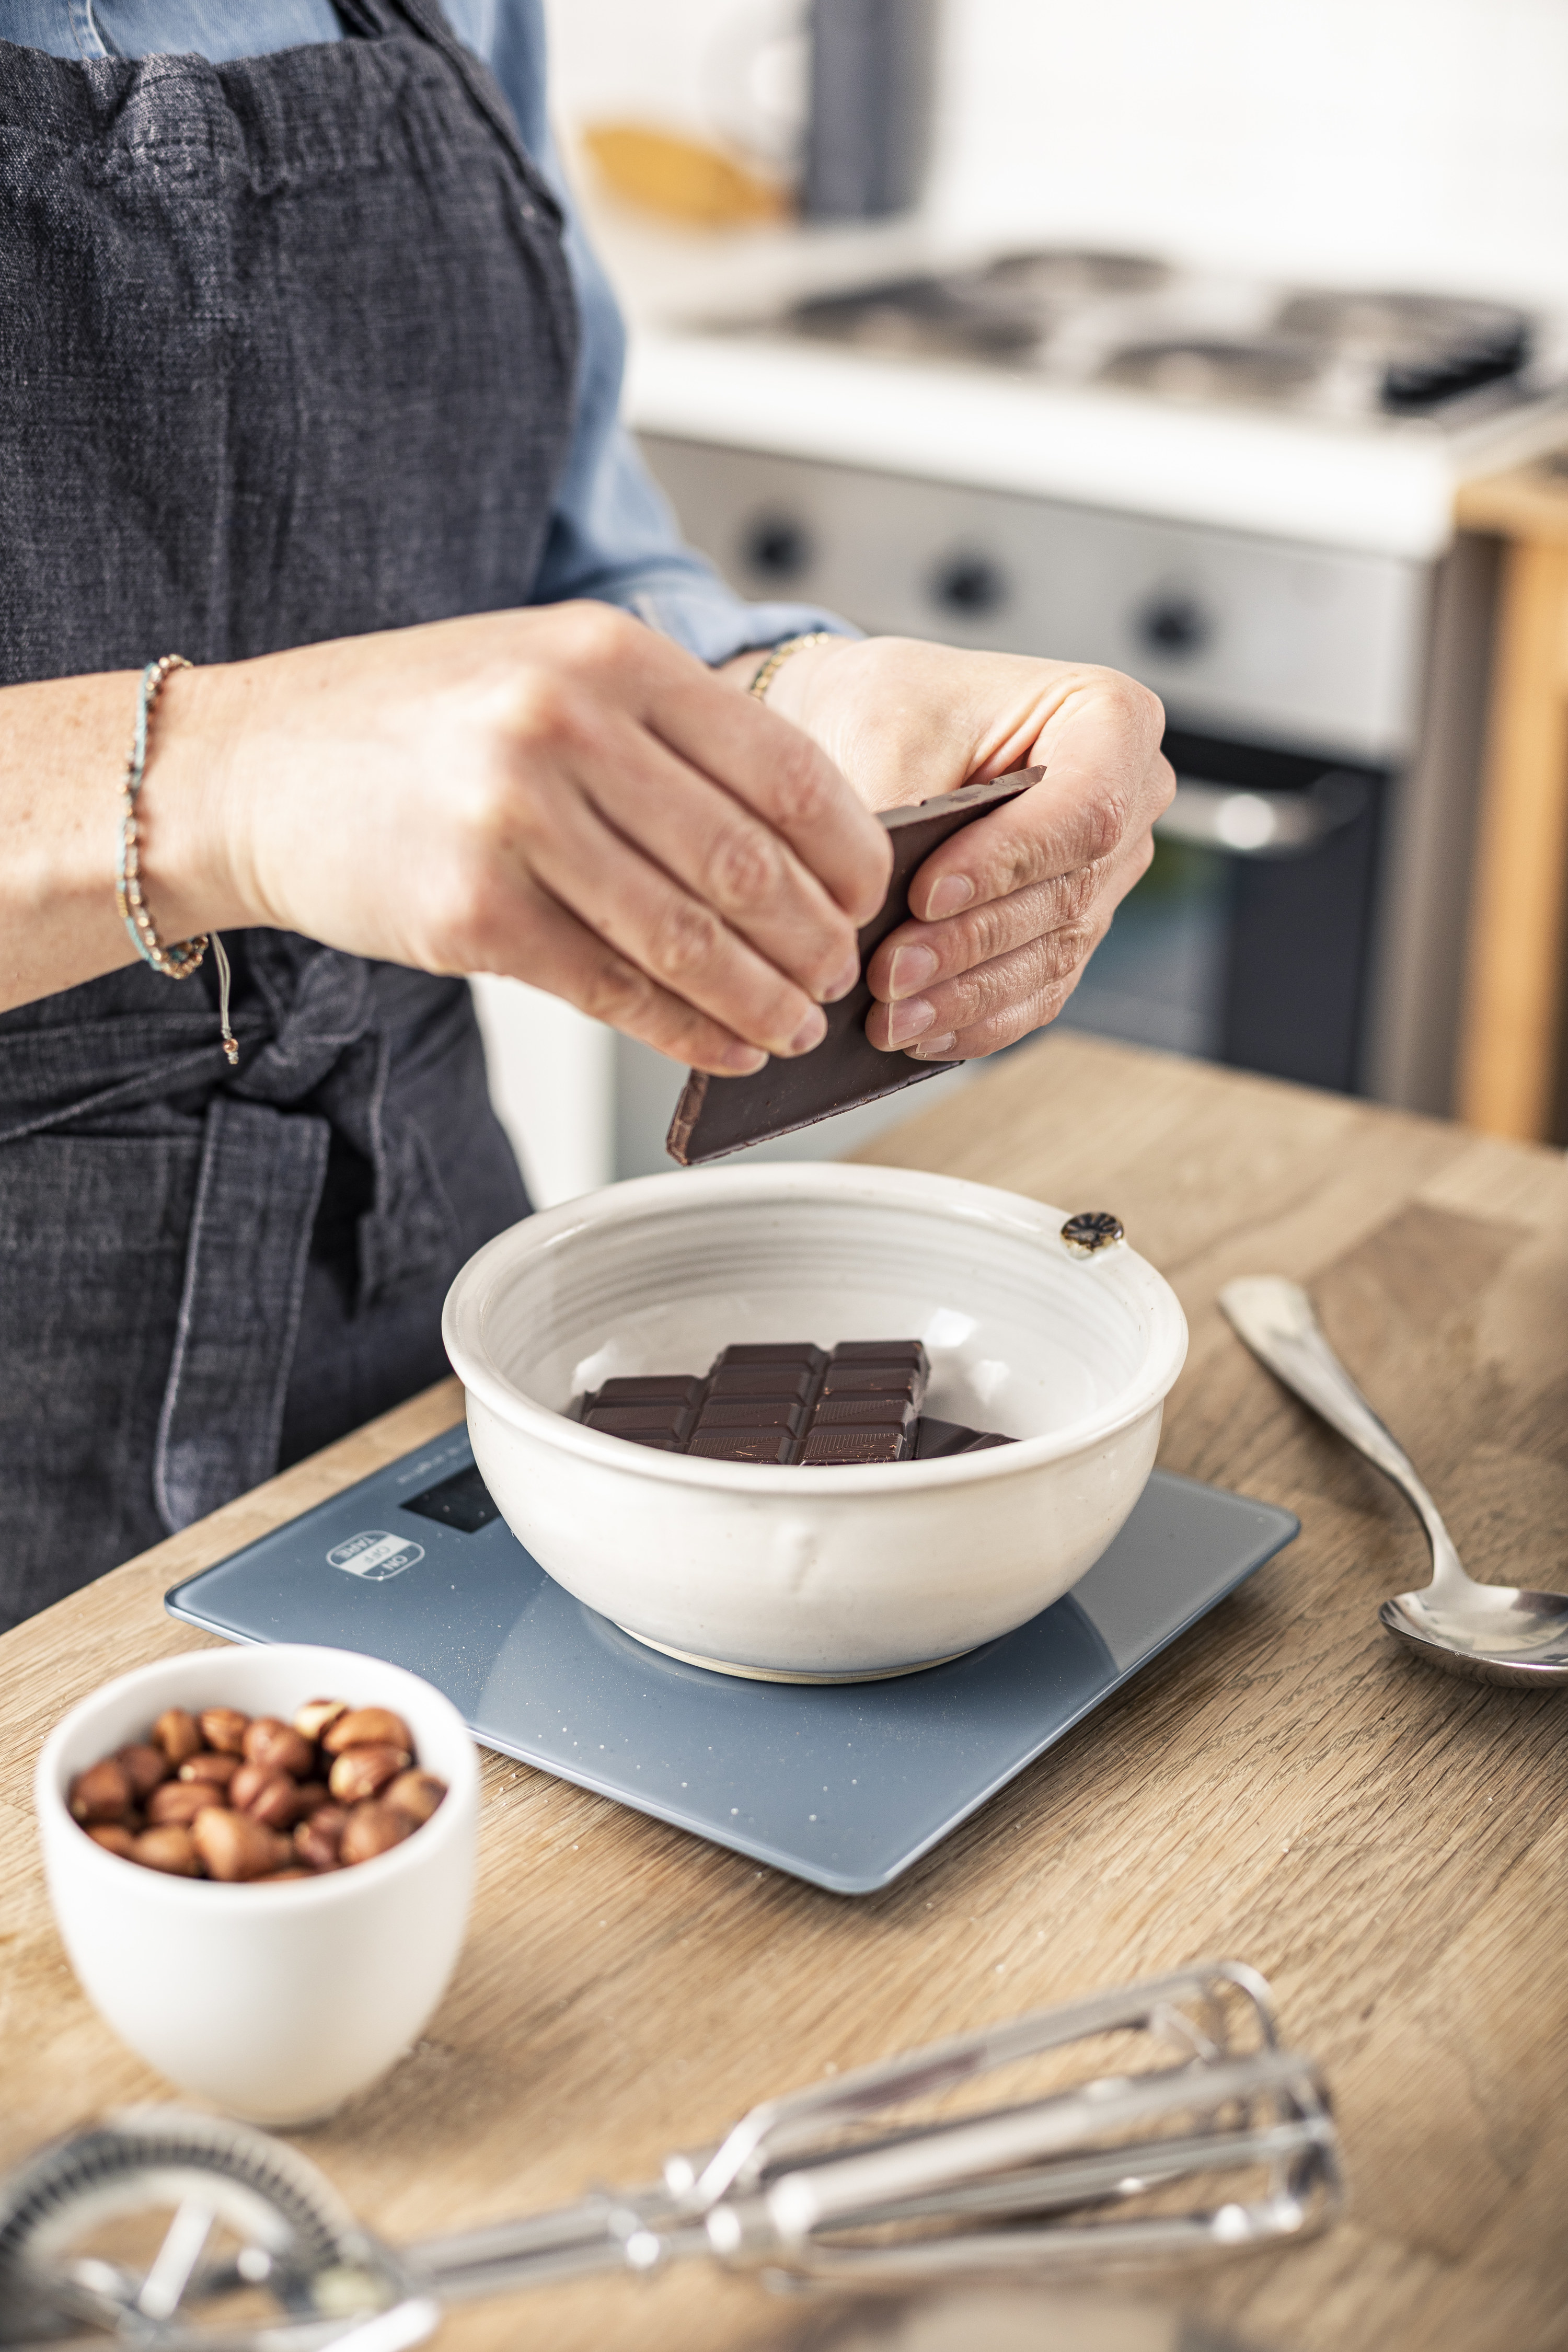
top-left (545, 0), bottom-right (1568, 307)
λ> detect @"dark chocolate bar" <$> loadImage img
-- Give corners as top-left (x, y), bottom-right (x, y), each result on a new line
top-left (666, 768), bottom-right (1044, 1165)
top-left (577, 1340), bottom-right (1013, 1466)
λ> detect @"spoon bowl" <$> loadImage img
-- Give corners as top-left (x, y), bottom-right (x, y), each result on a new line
top-left (1377, 1590), bottom-right (1568, 1686)
top-left (1218, 1276), bottom-right (1568, 1689)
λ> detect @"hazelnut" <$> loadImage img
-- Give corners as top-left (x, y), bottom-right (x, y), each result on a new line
top-left (338, 1801), bottom-right (413, 1867)
top-left (321, 1707), bottom-right (412, 1757)
top-left (179, 1751), bottom-right (240, 1788)
top-left (152, 1708), bottom-right (202, 1764)
top-left (294, 1806), bottom-right (347, 1871)
top-left (294, 1780), bottom-right (335, 1817)
top-left (191, 1808), bottom-right (289, 1883)
top-left (87, 1824), bottom-right (137, 1858)
top-left (242, 1716), bottom-right (315, 1779)
top-left (117, 1743), bottom-right (171, 1800)
top-left (132, 1826), bottom-right (202, 1877)
top-left (69, 1758), bottom-right (133, 1825)
top-left (147, 1780), bottom-right (224, 1828)
top-left (248, 1775), bottom-right (323, 1831)
top-left (294, 1697), bottom-right (348, 1742)
top-left (385, 1769), bottom-right (446, 1826)
top-left (227, 1761), bottom-right (272, 1812)
top-left (328, 1743), bottom-right (409, 1804)
top-left (257, 1866), bottom-right (314, 1881)
top-left (199, 1707), bottom-right (250, 1755)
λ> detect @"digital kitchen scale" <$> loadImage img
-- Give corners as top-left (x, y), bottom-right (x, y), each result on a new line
top-left (165, 1428), bottom-right (1297, 1895)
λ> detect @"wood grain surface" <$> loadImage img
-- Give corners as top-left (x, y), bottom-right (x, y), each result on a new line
top-left (4, 1031), bottom-right (1568, 2352)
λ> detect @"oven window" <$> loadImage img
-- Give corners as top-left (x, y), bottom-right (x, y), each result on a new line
top-left (1057, 838), bottom-right (1230, 1060)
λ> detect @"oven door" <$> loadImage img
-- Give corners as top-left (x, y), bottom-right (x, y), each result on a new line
top-left (1058, 727), bottom-right (1388, 1093)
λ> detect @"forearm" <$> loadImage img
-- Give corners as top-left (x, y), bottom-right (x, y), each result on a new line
top-left (0, 667), bottom-right (235, 1013)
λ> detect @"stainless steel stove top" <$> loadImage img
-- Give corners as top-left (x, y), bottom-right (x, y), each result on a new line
top-left (758, 250), bottom-right (1558, 429)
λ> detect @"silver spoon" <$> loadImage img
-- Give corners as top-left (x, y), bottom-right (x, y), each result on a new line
top-left (1218, 1276), bottom-right (1568, 1688)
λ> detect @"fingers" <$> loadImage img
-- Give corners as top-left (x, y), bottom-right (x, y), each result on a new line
top-left (631, 630), bottom-right (894, 926)
top-left (486, 758), bottom-right (834, 1063)
top-left (574, 702), bottom-right (863, 1009)
top-left (469, 869), bottom-right (777, 1077)
top-left (904, 684), bottom-right (1171, 925)
top-left (865, 862), bottom-right (1106, 1008)
top-left (864, 917), bottom-right (1110, 1058)
top-left (866, 816), bottom-right (1156, 1060)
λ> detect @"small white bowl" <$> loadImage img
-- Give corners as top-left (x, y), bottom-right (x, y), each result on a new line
top-left (443, 1163), bottom-right (1187, 1680)
top-left (36, 1645), bottom-right (478, 2125)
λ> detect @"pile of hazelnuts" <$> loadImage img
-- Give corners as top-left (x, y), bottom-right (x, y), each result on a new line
top-left (67, 1698), bottom-right (447, 1883)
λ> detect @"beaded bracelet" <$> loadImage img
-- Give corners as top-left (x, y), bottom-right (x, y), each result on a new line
top-left (115, 654), bottom-right (238, 1067)
top-left (746, 630), bottom-right (837, 701)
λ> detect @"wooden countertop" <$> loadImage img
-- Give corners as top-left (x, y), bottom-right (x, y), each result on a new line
top-left (5, 1032), bottom-right (1568, 2352)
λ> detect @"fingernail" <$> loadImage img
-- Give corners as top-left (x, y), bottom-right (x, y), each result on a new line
top-left (721, 1042), bottom-right (768, 1075)
top-left (887, 943), bottom-right (938, 999)
top-left (925, 875), bottom-right (974, 919)
top-left (910, 1032), bottom-right (957, 1059)
top-left (885, 996), bottom-right (936, 1047)
top-left (786, 1008), bottom-right (828, 1055)
top-left (822, 952), bottom-right (860, 1003)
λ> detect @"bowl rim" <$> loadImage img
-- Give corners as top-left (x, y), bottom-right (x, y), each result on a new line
top-left (35, 1643), bottom-right (478, 1910)
top-left (443, 1161), bottom-right (1188, 1492)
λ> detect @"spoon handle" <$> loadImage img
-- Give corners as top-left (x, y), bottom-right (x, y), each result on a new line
top-left (1217, 1277), bottom-right (1465, 1582)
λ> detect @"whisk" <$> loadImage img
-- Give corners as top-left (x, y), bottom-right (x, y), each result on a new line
top-left (0, 1961), bottom-right (1340, 2350)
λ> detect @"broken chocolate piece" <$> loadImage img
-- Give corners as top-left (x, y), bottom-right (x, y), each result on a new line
top-left (665, 769), bottom-right (1044, 1166)
top-left (578, 1342), bottom-right (1016, 1466)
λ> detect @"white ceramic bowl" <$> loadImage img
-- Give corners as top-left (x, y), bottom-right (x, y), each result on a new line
top-left (36, 1645), bottom-right (478, 2125)
top-left (443, 1163), bottom-right (1187, 1680)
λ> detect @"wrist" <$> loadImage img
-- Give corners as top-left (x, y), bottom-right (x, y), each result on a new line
top-left (747, 631), bottom-right (859, 728)
top-left (132, 660), bottom-right (260, 940)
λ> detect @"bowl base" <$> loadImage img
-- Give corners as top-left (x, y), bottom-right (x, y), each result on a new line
top-left (613, 1624), bottom-right (974, 1683)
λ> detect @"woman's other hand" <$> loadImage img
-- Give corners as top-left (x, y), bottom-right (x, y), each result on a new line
top-left (139, 606), bottom-right (892, 1076)
top-left (758, 635), bottom-right (1173, 1061)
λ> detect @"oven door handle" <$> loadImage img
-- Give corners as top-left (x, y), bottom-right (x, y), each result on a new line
top-left (1155, 771), bottom-right (1368, 859)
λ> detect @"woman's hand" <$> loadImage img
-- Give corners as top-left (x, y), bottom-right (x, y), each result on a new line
top-left (10, 606), bottom-right (892, 1076)
top-left (759, 635), bottom-right (1173, 1060)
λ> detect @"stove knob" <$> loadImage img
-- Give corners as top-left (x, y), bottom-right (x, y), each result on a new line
top-left (743, 515), bottom-right (812, 582)
top-left (932, 556), bottom-right (1007, 618)
top-left (1137, 592), bottom-right (1213, 658)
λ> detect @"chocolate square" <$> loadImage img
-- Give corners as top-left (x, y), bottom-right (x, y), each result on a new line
top-left (594, 1374), bottom-right (705, 1406)
top-left (697, 1397), bottom-right (805, 1432)
top-left (689, 1428), bottom-right (797, 1463)
top-left (815, 1395), bottom-right (917, 1429)
top-left (716, 1342), bottom-right (827, 1371)
top-left (710, 1364), bottom-right (816, 1401)
top-left (801, 1426), bottom-right (909, 1465)
top-left (584, 1401), bottom-right (695, 1439)
top-left (821, 1366), bottom-right (923, 1402)
top-left (832, 1341), bottom-right (930, 1376)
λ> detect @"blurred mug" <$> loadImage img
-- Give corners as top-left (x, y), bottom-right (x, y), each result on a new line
top-left (803, 0), bottom-right (937, 221)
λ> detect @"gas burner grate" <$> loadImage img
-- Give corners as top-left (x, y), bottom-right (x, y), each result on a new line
top-left (1099, 337), bottom-right (1324, 406)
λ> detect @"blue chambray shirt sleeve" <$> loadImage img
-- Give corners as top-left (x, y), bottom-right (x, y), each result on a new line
top-left (463, 0), bottom-right (859, 665)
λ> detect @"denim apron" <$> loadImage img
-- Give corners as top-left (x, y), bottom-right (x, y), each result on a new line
top-left (0, 0), bottom-right (578, 1628)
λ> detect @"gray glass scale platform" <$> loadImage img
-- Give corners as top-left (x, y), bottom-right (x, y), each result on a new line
top-left (165, 1428), bottom-right (1297, 1896)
